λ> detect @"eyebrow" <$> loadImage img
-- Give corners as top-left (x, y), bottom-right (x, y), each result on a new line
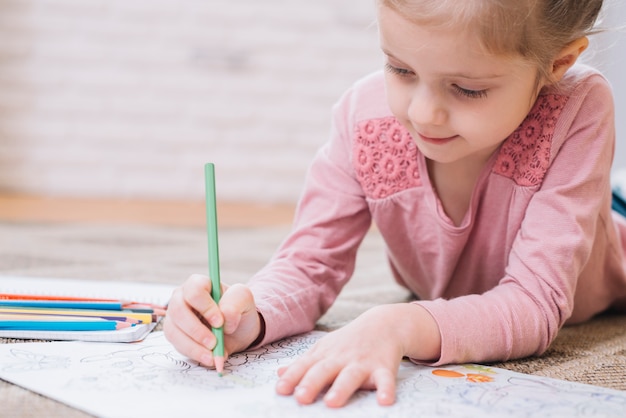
top-left (439, 72), bottom-right (506, 80)
top-left (381, 48), bottom-right (507, 80)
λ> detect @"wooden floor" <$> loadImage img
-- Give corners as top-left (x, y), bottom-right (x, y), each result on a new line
top-left (0, 194), bottom-right (296, 227)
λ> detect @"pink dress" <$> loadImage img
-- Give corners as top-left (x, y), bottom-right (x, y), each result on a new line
top-left (247, 64), bottom-right (626, 365)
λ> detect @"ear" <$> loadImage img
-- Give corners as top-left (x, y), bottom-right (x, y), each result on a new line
top-left (549, 37), bottom-right (589, 82)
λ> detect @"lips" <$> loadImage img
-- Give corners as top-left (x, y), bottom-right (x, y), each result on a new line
top-left (417, 132), bottom-right (458, 145)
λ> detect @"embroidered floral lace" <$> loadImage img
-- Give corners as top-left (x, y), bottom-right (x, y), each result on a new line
top-left (354, 94), bottom-right (568, 198)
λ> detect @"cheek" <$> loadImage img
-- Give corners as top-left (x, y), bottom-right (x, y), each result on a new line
top-left (384, 77), bottom-right (409, 119)
top-left (459, 112), bottom-right (510, 143)
top-left (459, 97), bottom-right (529, 143)
top-left (488, 101), bottom-right (534, 140)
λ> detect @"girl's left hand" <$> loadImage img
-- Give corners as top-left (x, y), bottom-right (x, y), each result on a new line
top-left (274, 303), bottom-right (441, 408)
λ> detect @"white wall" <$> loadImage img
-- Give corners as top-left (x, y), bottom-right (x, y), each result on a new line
top-left (0, 1), bottom-right (623, 204)
top-left (0, 0), bottom-right (381, 203)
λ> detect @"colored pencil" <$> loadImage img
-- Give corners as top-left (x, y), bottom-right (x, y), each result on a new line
top-left (0, 300), bottom-right (126, 311)
top-left (0, 319), bottom-right (131, 331)
top-left (205, 163), bottom-right (225, 376)
top-left (123, 306), bottom-right (167, 316)
top-left (0, 307), bottom-right (155, 324)
top-left (0, 300), bottom-right (164, 317)
top-left (0, 312), bottom-right (141, 324)
top-left (0, 293), bottom-right (168, 311)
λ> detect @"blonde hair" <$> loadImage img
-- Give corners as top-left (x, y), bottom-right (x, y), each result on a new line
top-left (379, 0), bottom-right (604, 85)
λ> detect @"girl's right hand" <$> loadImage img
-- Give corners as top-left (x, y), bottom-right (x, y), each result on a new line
top-left (163, 274), bottom-right (262, 368)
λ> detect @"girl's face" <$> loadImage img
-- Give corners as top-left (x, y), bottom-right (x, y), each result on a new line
top-left (378, 5), bottom-right (545, 166)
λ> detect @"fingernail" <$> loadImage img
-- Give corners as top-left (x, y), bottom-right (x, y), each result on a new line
top-left (295, 386), bottom-right (307, 398)
top-left (209, 315), bottom-right (222, 327)
top-left (324, 390), bottom-right (338, 403)
top-left (378, 391), bottom-right (394, 405)
top-left (275, 379), bottom-right (289, 394)
top-left (202, 337), bottom-right (214, 349)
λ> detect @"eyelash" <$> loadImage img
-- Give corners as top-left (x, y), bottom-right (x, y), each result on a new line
top-left (384, 63), bottom-right (489, 100)
top-left (452, 85), bottom-right (488, 100)
top-left (385, 63), bottom-right (412, 77)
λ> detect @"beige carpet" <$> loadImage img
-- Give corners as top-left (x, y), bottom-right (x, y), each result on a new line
top-left (1, 221), bottom-right (624, 416)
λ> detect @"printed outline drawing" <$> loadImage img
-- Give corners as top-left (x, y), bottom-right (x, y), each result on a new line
top-left (0, 331), bottom-right (625, 417)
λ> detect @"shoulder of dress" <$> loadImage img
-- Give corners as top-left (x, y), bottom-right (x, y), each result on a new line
top-left (492, 93), bottom-right (569, 187)
top-left (353, 116), bottom-right (422, 199)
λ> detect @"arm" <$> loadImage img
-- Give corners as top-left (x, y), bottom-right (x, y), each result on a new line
top-left (165, 73), bottom-right (385, 375)
top-left (419, 72), bottom-right (616, 365)
top-left (275, 72), bottom-right (615, 408)
top-left (247, 88), bottom-right (375, 346)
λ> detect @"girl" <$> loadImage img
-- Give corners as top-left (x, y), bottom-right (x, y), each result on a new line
top-left (164, 0), bottom-right (626, 408)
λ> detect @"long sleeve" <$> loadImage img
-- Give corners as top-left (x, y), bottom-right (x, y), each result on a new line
top-left (245, 66), bottom-right (626, 364)
top-left (416, 72), bottom-right (620, 365)
top-left (246, 85), bottom-right (374, 346)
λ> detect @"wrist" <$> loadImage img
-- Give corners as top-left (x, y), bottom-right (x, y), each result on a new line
top-left (372, 303), bottom-right (441, 362)
top-left (403, 302), bottom-right (441, 362)
top-left (246, 311), bottom-right (266, 350)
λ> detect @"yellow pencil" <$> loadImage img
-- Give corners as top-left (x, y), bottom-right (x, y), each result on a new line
top-left (0, 307), bottom-right (154, 324)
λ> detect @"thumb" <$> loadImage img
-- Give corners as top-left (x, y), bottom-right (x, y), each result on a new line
top-left (219, 283), bottom-right (256, 335)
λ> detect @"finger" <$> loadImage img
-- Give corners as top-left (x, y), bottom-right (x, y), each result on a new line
top-left (183, 274), bottom-right (224, 328)
top-left (372, 367), bottom-right (396, 406)
top-left (165, 287), bottom-right (216, 351)
top-left (275, 357), bottom-right (316, 397)
top-left (162, 315), bottom-right (215, 368)
top-left (323, 365), bottom-right (370, 408)
top-left (292, 360), bottom-right (342, 405)
top-left (276, 336), bottom-right (336, 401)
top-left (219, 283), bottom-right (256, 335)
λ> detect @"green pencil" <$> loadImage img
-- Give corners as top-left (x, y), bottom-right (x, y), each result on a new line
top-left (205, 163), bottom-right (225, 376)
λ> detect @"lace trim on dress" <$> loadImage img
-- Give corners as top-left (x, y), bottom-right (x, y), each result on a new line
top-left (492, 93), bottom-right (568, 186)
top-left (354, 117), bottom-right (421, 199)
top-left (353, 94), bottom-right (567, 199)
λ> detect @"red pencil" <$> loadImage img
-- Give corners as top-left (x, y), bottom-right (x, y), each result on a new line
top-left (0, 293), bottom-right (167, 313)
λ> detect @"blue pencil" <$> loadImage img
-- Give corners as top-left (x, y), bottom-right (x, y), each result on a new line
top-left (0, 300), bottom-right (165, 316)
top-left (0, 319), bottom-right (130, 331)
top-left (0, 300), bottom-right (124, 310)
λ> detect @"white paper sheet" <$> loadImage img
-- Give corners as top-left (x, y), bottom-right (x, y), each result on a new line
top-left (0, 331), bottom-right (624, 417)
top-left (0, 276), bottom-right (175, 342)
top-left (0, 276), bottom-right (175, 305)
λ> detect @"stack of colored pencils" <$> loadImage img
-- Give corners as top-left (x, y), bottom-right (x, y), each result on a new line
top-left (0, 294), bottom-right (167, 332)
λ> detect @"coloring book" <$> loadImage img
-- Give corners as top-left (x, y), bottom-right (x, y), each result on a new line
top-left (0, 330), bottom-right (624, 417)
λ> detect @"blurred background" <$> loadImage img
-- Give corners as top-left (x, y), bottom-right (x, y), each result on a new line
top-left (0, 0), bottom-right (623, 212)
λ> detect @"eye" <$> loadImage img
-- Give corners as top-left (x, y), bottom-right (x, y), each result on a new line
top-left (384, 63), bottom-right (414, 77)
top-left (452, 84), bottom-right (488, 99)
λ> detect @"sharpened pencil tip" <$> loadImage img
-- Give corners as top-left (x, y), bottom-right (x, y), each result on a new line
top-left (214, 356), bottom-right (225, 376)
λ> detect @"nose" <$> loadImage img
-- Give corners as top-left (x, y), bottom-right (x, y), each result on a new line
top-left (407, 86), bottom-right (447, 126)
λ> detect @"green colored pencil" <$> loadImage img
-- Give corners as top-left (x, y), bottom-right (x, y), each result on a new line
top-left (205, 163), bottom-right (225, 376)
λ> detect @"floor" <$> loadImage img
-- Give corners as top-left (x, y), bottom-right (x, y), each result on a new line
top-left (0, 194), bottom-right (296, 227)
